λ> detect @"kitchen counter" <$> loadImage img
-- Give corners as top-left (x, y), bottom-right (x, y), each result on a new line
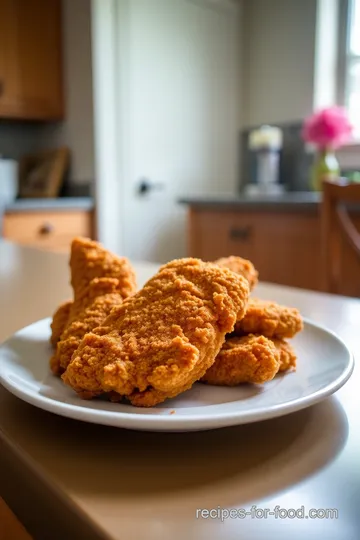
top-left (4, 197), bottom-right (94, 212)
top-left (179, 192), bottom-right (360, 213)
top-left (179, 192), bottom-right (321, 211)
top-left (1, 241), bottom-right (360, 540)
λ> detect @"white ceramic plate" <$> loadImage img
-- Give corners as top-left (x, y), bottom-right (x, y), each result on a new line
top-left (0, 318), bottom-right (354, 432)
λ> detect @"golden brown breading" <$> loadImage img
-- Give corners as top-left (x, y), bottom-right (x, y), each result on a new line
top-left (272, 338), bottom-right (297, 372)
top-left (50, 300), bottom-right (72, 347)
top-left (62, 258), bottom-right (250, 407)
top-left (215, 256), bottom-right (259, 291)
top-left (201, 334), bottom-right (280, 386)
top-left (50, 278), bottom-right (124, 375)
top-left (201, 334), bottom-right (297, 386)
top-left (50, 238), bottom-right (136, 375)
top-left (70, 237), bottom-right (136, 300)
top-left (234, 298), bottom-right (303, 338)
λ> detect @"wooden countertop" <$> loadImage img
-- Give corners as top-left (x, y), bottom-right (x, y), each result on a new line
top-left (1, 241), bottom-right (360, 540)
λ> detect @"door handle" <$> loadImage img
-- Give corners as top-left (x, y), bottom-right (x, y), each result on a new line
top-left (137, 178), bottom-right (164, 195)
top-left (229, 226), bottom-right (252, 241)
top-left (38, 222), bottom-right (55, 235)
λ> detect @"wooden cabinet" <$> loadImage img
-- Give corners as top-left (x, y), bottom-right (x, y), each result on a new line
top-left (3, 210), bottom-right (93, 252)
top-left (188, 205), bottom-right (360, 295)
top-left (187, 206), bottom-right (323, 292)
top-left (0, 0), bottom-right (63, 120)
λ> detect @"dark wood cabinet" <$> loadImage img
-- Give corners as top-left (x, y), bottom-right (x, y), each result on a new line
top-left (0, 0), bottom-right (63, 120)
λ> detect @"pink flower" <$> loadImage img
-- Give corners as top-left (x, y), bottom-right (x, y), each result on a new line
top-left (302, 106), bottom-right (353, 149)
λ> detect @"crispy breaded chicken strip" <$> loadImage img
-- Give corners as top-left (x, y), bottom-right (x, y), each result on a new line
top-left (201, 334), bottom-right (297, 386)
top-left (50, 300), bottom-right (72, 347)
top-left (201, 334), bottom-right (280, 386)
top-left (50, 238), bottom-right (136, 374)
top-left (50, 278), bottom-right (124, 375)
top-left (234, 298), bottom-right (303, 338)
top-left (62, 258), bottom-right (250, 407)
top-left (70, 237), bottom-right (136, 300)
top-left (215, 256), bottom-right (259, 290)
top-left (272, 338), bottom-right (297, 372)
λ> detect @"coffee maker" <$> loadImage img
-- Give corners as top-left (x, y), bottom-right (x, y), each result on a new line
top-left (245, 125), bottom-right (283, 195)
top-left (240, 121), bottom-right (313, 193)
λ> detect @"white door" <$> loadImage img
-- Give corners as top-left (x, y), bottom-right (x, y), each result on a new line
top-left (92, 0), bottom-right (242, 262)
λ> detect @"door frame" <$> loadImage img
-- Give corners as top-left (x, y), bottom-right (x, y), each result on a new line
top-left (91, 0), bottom-right (123, 252)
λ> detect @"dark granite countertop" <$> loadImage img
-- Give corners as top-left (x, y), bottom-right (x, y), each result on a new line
top-left (4, 197), bottom-right (94, 212)
top-left (178, 192), bottom-right (321, 210)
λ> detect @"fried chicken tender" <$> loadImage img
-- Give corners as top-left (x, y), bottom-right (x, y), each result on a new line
top-left (70, 237), bottom-right (136, 300)
top-left (201, 334), bottom-right (281, 385)
top-left (215, 256), bottom-right (259, 290)
top-left (50, 238), bottom-right (137, 375)
top-left (272, 338), bottom-right (297, 372)
top-left (50, 300), bottom-right (72, 347)
top-left (201, 334), bottom-right (297, 386)
top-left (50, 278), bottom-right (124, 375)
top-left (62, 258), bottom-right (250, 407)
top-left (234, 298), bottom-right (303, 338)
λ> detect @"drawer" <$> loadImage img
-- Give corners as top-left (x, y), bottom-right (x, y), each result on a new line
top-left (189, 209), bottom-right (256, 261)
top-left (3, 211), bottom-right (93, 252)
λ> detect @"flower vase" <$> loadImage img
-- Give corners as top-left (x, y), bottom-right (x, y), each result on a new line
top-left (310, 149), bottom-right (340, 191)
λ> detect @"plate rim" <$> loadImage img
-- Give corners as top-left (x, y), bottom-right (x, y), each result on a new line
top-left (0, 317), bottom-right (355, 430)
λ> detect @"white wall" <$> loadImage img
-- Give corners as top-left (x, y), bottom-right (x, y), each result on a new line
top-left (242, 0), bottom-right (318, 127)
top-left (40, 0), bottom-right (95, 184)
top-left (337, 144), bottom-right (360, 169)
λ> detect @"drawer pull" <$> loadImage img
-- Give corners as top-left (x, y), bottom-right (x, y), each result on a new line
top-left (229, 226), bottom-right (252, 241)
top-left (38, 223), bottom-right (54, 236)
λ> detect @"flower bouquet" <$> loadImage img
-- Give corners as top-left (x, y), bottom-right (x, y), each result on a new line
top-left (302, 107), bottom-right (353, 190)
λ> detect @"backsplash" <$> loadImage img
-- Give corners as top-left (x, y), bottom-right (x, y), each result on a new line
top-left (0, 121), bottom-right (45, 160)
top-left (0, 120), bottom-right (93, 189)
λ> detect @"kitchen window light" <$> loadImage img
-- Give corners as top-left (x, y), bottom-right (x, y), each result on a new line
top-left (341, 0), bottom-right (360, 138)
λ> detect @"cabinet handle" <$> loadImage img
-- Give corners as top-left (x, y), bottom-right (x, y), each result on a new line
top-left (38, 222), bottom-right (54, 235)
top-left (229, 226), bottom-right (252, 241)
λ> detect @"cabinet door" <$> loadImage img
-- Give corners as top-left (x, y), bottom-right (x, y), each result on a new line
top-left (0, 0), bottom-right (20, 115)
top-left (249, 212), bottom-right (322, 290)
top-left (188, 208), bottom-right (322, 291)
top-left (189, 208), bottom-right (255, 262)
top-left (16, 0), bottom-right (64, 119)
top-left (0, 0), bottom-right (63, 120)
